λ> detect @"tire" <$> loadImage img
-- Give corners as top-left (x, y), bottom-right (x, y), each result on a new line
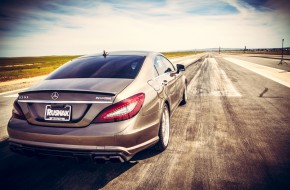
top-left (155, 104), bottom-right (170, 151)
top-left (180, 85), bottom-right (187, 105)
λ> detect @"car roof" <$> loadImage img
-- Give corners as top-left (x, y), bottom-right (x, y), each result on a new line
top-left (80, 51), bottom-right (158, 58)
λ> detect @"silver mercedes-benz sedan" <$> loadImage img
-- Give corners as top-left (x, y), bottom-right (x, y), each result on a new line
top-left (8, 51), bottom-right (187, 162)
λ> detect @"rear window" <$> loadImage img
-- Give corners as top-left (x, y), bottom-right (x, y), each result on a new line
top-left (47, 55), bottom-right (145, 79)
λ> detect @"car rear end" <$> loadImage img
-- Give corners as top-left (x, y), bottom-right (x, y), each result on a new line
top-left (8, 52), bottom-right (161, 162)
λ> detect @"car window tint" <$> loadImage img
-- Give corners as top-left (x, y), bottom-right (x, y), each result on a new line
top-left (154, 56), bottom-right (167, 75)
top-left (47, 55), bottom-right (145, 79)
top-left (160, 56), bottom-right (175, 72)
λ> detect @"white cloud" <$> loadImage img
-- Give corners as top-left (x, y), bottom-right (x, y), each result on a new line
top-left (0, 0), bottom-right (289, 56)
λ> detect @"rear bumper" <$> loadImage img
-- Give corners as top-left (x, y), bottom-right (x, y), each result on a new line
top-left (7, 113), bottom-right (160, 162)
top-left (9, 137), bottom-right (158, 162)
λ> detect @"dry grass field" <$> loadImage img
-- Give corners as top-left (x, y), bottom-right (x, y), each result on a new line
top-left (0, 55), bottom-right (79, 82)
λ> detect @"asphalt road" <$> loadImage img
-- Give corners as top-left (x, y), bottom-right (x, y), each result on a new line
top-left (0, 53), bottom-right (290, 190)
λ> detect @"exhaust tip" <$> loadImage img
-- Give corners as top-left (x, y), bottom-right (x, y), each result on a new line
top-left (93, 155), bottom-right (125, 164)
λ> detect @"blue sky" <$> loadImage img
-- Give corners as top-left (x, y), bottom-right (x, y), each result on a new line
top-left (0, 0), bottom-right (289, 57)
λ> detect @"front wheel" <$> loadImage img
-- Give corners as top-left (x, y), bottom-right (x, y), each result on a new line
top-left (180, 85), bottom-right (187, 105)
top-left (155, 104), bottom-right (170, 151)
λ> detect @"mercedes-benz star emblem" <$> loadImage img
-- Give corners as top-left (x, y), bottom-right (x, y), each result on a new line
top-left (51, 92), bottom-right (59, 100)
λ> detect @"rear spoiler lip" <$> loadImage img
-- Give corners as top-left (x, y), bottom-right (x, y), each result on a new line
top-left (17, 99), bottom-right (113, 104)
top-left (18, 89), bottom-right (116, 97)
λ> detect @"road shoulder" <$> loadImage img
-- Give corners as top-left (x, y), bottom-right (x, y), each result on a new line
top-left (0, 76), bottom-right (46, 93)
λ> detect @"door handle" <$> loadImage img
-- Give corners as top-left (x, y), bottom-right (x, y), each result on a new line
top-left (170, 72), bottom-right (177, 78)
top-left (162, 80), bottom-right (168, 86)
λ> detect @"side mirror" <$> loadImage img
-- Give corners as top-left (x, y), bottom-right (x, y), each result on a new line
top-left (165, 68), bottom-right (172, 73)
top-left (176, 64), bottom-right (185, 73)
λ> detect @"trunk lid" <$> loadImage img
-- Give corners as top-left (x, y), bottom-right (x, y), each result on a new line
top-left (17, 78), bottom-right (133, 127)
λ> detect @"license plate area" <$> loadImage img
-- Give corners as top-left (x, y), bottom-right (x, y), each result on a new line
top-left (44, 105), bottom-right (71, 122)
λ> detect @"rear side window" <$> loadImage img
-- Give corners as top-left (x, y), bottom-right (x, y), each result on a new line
top-left (160, 56), bottom-right (175, 71)
top-left (154, 55), bottom-right (175, 75)
top-left (154, 56), bottom-right (167, 75)
top-left (47, 55), bottom-right (145, 79)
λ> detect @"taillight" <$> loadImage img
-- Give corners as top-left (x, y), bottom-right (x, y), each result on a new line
top-left (93, 93), bottom-right (145, 123)
top-left (12, 100), bottom-right (25, 120)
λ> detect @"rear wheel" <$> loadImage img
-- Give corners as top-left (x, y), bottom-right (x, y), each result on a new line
top-left (155, 104), bottom-right (170, 151)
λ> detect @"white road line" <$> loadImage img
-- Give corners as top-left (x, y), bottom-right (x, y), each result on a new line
top-left (188, 58), bottom-right (241, 97)
top-left (0, 88), bottom-right (28, 96)
top-left (224, 57), bottom-right (290, 88)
